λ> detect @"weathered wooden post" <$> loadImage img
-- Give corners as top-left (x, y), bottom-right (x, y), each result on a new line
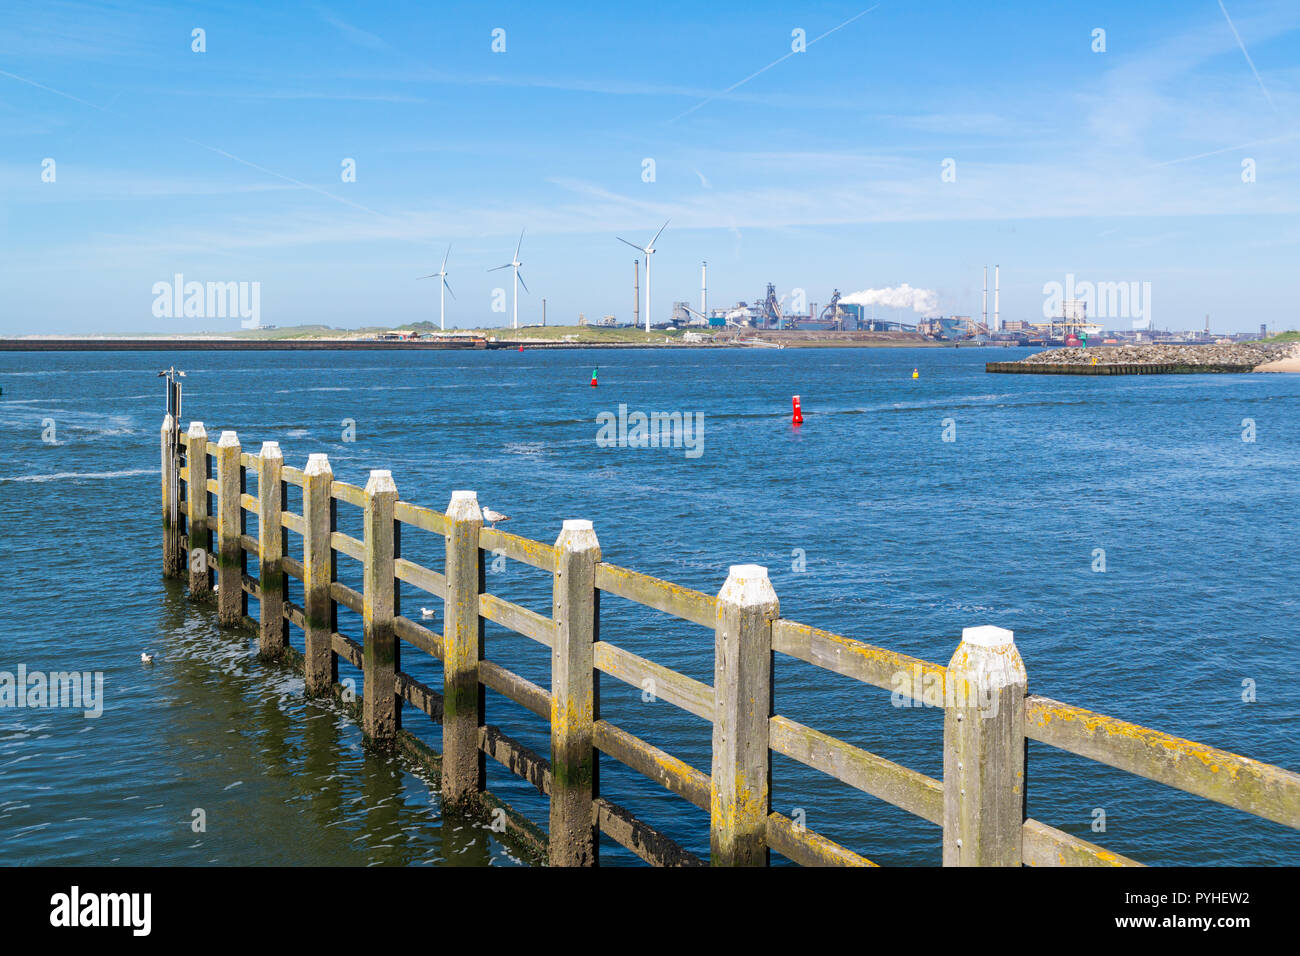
top-left (710, 564), bottom-right (778, 866)
top-left (363, 470), bottom-right (399, 743)
top-left (303, 453), bottom-right (337, 694)
top-left (942, 625), bottom-right (1027, 866)
top-left (215, 430), bottom-right (243, 626)
top-left (549, 519), bottom-right (601, 866)
top-left (185, 422), bottom-right (210, 597)
top-left (256, 441), bottom-right (287, 658)
top-left (160, 414), bottom-right (181, 578)
top-left (442, 490), bottom-right (484, 807)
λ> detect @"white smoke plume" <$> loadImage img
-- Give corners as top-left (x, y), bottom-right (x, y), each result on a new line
top-left (840, 284), bottom-right (939, 317)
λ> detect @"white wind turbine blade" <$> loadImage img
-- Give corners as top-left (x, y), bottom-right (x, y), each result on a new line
top-left (441, 243), bottom-right (451, 272)
top-left (417, 274), bottom-right (438, 279)
top-left (514, 229), bottom-right (525, 261)
top-left (617, 236), bottom-right (647, 254)
top-left (443, 278), bottom-right (456, 300)
top-left (488, 263), bottom-right (512, 272)
top-left (516, 270), bottom-right (530, 294)
top-left (647, 218), bottom-right (670, 250)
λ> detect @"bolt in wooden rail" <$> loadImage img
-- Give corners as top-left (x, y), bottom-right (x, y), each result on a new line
top-left (215, 431), bottom-right (244, 626)
top-left (363, 470), bottom-right (400, 743)
top-left (942, 626), bottom-right (1027, 866)
top-left (442, 490), bottom-right (485, 807)
top-left (710, 564), bottom-right (778, 866)
top-left (303, 453), bottom-right (337, 694)
top-left (256, 442), bottom-right (287, 658)
top-left (549, 519), bottom-right (601, 866)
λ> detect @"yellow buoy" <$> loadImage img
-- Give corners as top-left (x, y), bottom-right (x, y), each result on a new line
top-left (912, 368), bottom-right (919, 379)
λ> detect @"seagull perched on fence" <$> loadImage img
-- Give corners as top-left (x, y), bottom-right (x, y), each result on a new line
top-left (420, 607), bottom-right (437, 620)
top-left (482, 508), bottom-right (511, 528)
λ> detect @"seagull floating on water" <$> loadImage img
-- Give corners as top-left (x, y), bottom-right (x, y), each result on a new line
top-left (420, 607), bottom-right (436, 620)
top-left (141, 652), bottom-right (155, 664)
top-left (482, 508), bottom-right (511, 528)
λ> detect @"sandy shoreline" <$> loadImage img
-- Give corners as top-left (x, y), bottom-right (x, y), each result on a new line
top-left (1254, 355), bottom-right (1300, 372)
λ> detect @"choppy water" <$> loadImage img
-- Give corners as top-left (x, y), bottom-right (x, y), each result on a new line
top-left (0, 347), bottom-right (1296, 865)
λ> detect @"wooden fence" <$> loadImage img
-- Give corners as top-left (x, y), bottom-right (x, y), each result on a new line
top-left (160, 414), bottom-right (1300, 866)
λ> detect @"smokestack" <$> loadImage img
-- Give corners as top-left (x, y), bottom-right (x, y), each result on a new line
top-left (633, 259), bottom-right (640, 329)
top-left (994, 265), bottom-right (999, 333)
top-left (701, 260), bottom-right (707, 321)
top-left (983, 266), bottom-right (988, 330)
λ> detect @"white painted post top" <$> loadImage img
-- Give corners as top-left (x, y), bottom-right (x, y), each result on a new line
top-left (720, 564), bottom-right (777, 607)
top-left (305, 453), bottom-right (332, 476)
top-left (562, 519), bottom-right (593, 531)
top-left (962, 625), bottom-right (1015, 648)
top-left (447, 490), bottom-right (482, 521)
top-left (187, 421), bottom-right (206, 438)
top-left (218, 430), bottom-right (239, 447)
top-left (258, 441), bottom-right (282, 458)
top-left (365, 469), bottom-right (397, 494)
top-left (162, 413), bottom-right (174, 429)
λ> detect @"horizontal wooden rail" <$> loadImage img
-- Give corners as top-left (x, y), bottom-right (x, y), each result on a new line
top-left (479, 593), bottom-right (555, 647)
top-left (479, 660), bottom-right (550, 719)
top-left (330, 481), bottom-right (365, 508)
top-left (281, 465), bottom-right (305, 487)
top-left (240, 452), bottom-right (259, 469)
top-left (482, 725), bottom-right (552, 796)
top-left (595, 562), bottom-right (716, 628)
top-left (1024, 695), bottom-right (1300, 830)
top-left (593, 641), bottom-right (713, 721)
top-left (766, 813), bottom-right (876, 867)
top-left (479, 527), bottom-right (557, 571)
top-left (594, 798), bottom-right (705, 867)
top-left (239, 492), bottom-right (258, 513)
top-left (330, 581), bottom-right (363, 615)
top-left (1022, 819), bottom-right (1141, 867)
top-left (773, 619), bottom-right (946, 701)
top-left (393, 616), bottom-right (443, 660)
top-left (394, 500), bottom-right (447, 536)
top-left (333, 632), bottom-right (363, 669)
top-left (396, 671), bottom-right (443, 721)
top-left (769, 714), bottom-right (943, 825)
top-left (281, 511), bottom-right (305, 535)
top-left (330, 530), bottom-right (365, 563)
top-left (394, 558), bottom-right (445, 598)
top-left (594, 719), bottom-right (709, 810)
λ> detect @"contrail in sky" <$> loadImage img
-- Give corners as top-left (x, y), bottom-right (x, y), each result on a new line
top-left (1217, 0), bottom-right (1279, 115)
top-left (668, 5), bottom-right (880, 123)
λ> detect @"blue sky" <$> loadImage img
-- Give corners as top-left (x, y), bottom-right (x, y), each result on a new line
top-left (1, 0), bottom-right (1297, 333)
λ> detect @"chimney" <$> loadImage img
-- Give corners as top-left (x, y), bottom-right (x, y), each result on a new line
top-left (701, 260), bottom-right (707, 321)
top-left (983, 266), bottom-right (988, 330)
top-left (994, 265), bottom-right (999, 332)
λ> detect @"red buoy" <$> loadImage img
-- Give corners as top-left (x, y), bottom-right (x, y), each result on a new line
top-left (791, 395), bottom-right (803, 425)
top-left (591, 366), bottom-right (599, 388)
top-left (518, 344), bottom-right (524, 352)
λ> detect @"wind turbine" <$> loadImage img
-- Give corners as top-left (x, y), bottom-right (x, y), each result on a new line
top-left (417, 244), bottom-right (455, 330)
top-left (617, 219), bottom-right (668, 333)
top-left (488, 229), bottom-right (528, 330)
